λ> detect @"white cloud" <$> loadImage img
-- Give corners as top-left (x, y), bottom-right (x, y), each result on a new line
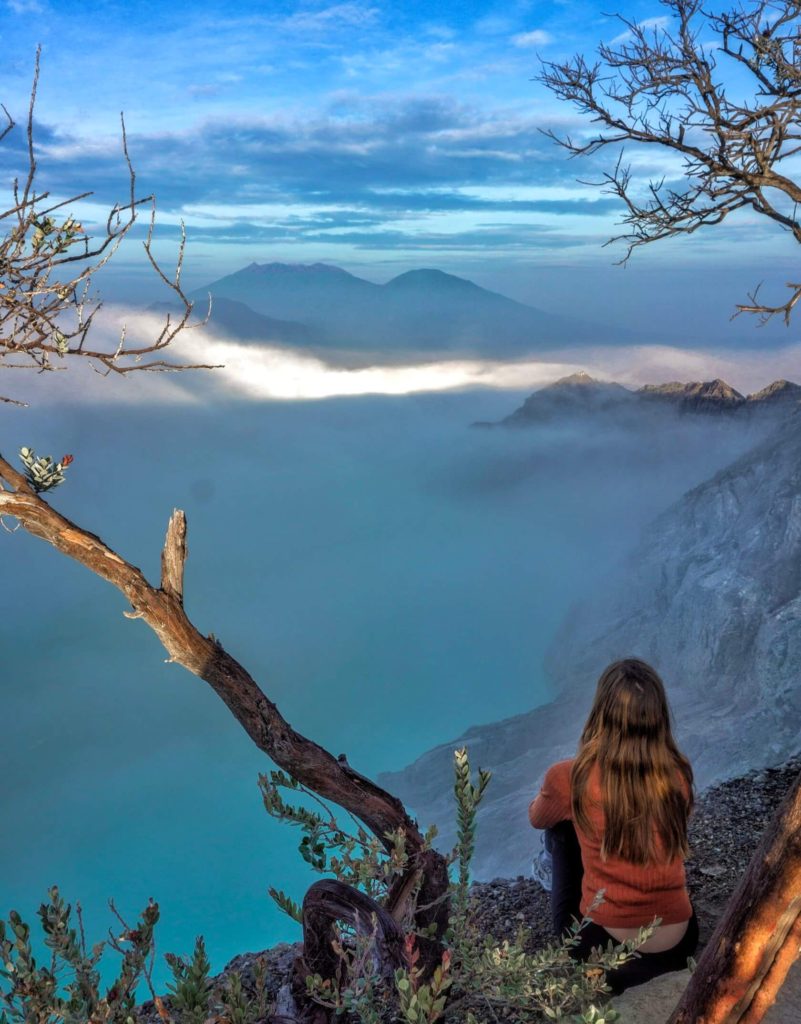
top-left (16, 308), bottom-right (800, 407)
top-left (280, 2), bottom-right (380, 34)
top-left (6, 0), bottom-right (43, 12)
top-left (511, 30), bottom-right (553, 48)
top-left (166, 328), bottom-right (576, 400)
top-left (610, 15), bottom-right (672, 46)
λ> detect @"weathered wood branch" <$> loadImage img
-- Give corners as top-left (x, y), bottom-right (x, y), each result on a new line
top-left (0, 454), bottom-right (450, 956)
top-left (667, 766), bottom-right (801, 1023)
top-left (278, 880), bottom-right (409, 1024)
top-left (160, 508), bottom-right (187, 604)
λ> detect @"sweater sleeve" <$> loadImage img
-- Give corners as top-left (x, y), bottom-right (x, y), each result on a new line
top-left (528, 759), bottom-right (573, 829)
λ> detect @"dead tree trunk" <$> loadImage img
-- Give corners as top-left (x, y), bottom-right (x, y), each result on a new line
top-left (0, 456), bottom-right (450, 971)
top-left (668, 767), bottom-right (801, 1024)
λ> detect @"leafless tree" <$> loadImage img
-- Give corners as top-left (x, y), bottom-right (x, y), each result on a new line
top-left (0, 54), bottom-right (449, 1021)
top-left (0, 47), bottom-right (217, 407)
top-left (538, 0), bottom-right (801, 324)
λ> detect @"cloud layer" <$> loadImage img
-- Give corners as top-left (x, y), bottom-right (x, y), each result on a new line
top-left (8, 308), bottom-right (801, 407)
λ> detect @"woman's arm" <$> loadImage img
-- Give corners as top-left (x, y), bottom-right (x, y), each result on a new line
top-left (528, 759), bottom-right (573, 829)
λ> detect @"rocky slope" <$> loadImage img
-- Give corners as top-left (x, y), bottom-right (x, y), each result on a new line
top-left (379, 409), bottom-right (801, 881)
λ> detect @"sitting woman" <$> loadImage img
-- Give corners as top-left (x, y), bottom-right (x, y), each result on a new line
top-left (528, 657), bottom-right (699, 994)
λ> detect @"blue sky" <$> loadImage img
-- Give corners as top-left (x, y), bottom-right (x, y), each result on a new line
top-left (0, 0), bottom-right (799, 336)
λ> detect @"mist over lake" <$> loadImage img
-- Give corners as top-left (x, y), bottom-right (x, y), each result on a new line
top-left (0, 383), bottom-right (775, 989)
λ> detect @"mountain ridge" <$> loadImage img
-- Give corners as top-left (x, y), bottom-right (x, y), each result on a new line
top-left (186, 262), bottom-right (644, 355)
top-left (477, 372), bottom-right (801, 428)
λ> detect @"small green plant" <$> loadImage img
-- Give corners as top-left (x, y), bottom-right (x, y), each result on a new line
top-left (212, 968), bottom-right (257, 1024)
top-left (0, 885), bottom-right (158, 1024)
top-left (394, 935), bottom-right (451, 1024)
top-left (0, 890), bottom-right (275, 1024)
top-left (304, 914), bottom-right (390, 1023)
top-left (260, 768), bottom-right (436, 919)
top-left (445, 746), bottom-right (491, 957)
top-left (164, 935), bottom-right (213, 1024)
top-left (18, 446), bottom-right (74, 493)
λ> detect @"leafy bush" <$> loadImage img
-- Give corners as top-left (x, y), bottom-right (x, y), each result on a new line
top-left (263, 746), bottom-right (655, 1023)
top-left (0, 886), bottom-right (159, 1024)
top-left (0, 889), bottom-right (272, 1024)
top-left (1, 746), bottom-right (653, 1023)
top-left (259, 767), bottom-right (434, 916)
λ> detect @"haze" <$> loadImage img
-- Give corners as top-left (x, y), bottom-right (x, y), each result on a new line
top-left (0, 369), bottom-right (784, 987)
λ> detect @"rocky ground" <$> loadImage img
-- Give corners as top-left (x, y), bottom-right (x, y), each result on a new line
top-left (137, 753), bottom-right (801, 1023)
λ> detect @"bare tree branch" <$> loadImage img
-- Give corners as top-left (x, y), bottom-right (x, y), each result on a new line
top-left (538, 0), bottom-right (801, 324)
top-left (0, 47), bottom-right (219, 401)
top-left (160, 509), bottom-right (187, 604)
top-left (0, 455), bottom-right (451, 964)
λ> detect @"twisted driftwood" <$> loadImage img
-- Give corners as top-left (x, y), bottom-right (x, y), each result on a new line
top-left (301, 879), bottom-right (406, 980)
top-left (272, 879), bottom-right (410, 1022)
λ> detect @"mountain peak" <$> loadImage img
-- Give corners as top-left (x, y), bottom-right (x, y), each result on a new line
top-left (548, 371), bottom-right (601, 388)
top-left (637, 379), bottom-right (744, 408)
top-left (746, 379), bottom-right (801, 403)
top-left (385, 268), bottom-right (480, 291)
top-left (500, 372), bottom-right (632, 426)
top-left (243, 261), bottom-right (352, 276)
top-left (544, 372), bottom-right (632, 396)
top-left (701, 378), bottom-right (745, 400)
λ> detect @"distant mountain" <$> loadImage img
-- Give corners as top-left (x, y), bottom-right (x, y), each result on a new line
top-left (379, 410), bottom-right (801, 880)
top-left (487, 371), bottom-right (634, 427)
top-left (746, 379), bottom-right (801, 405)
top-left (637, 378), bottom-right (745, 413)
top-left (479, 373), bottom-right (801, 427)
top-left (148, 297), bottom-right (322, 347)
top-left (189, 262), bottom-right (641, 355)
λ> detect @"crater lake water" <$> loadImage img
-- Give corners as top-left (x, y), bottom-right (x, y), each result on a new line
top-left (0, 387), bottom-right (767, 991)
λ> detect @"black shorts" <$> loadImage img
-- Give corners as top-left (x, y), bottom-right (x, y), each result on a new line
top-left (544, 819), bottom-right (699, 994)
top-left (569, 908), bottom-right (699, 995)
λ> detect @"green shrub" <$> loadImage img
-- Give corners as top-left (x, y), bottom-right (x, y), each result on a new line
top-left (0, 889), bottom-right (270, 1024)
top-left (1, 747), bottom-right (654, 1023)
top-left (265, 746), bottom-right (656, 1023)
top-left (0, 885), bottom-right (158, 1024)
top-left (164, 936), bottom-right (213, 1024)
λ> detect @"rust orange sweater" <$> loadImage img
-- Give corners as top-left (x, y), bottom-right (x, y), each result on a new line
top-left (528, 758), bottom-right (692, 928)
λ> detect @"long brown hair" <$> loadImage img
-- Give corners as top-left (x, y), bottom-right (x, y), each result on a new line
top-left (570, 658), bottom-right (693, 865)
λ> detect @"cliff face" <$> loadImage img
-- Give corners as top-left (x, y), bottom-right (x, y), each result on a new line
top-left (378, 412), bottom-right (801, 881)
